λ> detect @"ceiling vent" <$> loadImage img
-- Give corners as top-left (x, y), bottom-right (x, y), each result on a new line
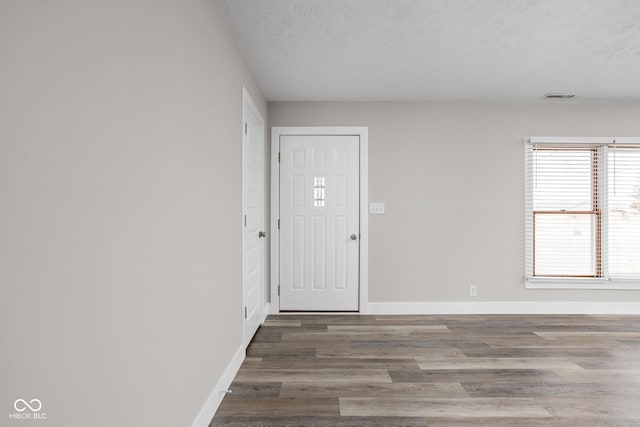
top-left (543, 93), bottom-right (576, 99)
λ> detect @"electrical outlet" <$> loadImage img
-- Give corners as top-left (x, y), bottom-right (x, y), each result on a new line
top-left (469, 285), bottom-right (477, 297)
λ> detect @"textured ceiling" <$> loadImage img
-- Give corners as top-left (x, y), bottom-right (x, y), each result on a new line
top-left (217, 0), bottom-right (640, 101)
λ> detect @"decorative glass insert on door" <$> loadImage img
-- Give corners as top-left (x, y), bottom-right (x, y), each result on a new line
top-left (313, 176), bottom-right (326, 207)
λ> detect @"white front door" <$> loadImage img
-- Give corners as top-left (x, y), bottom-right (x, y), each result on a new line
top-left (242, 90), bottom-right (264, 346)
top-left (279, 135), bottom-right (360, 311)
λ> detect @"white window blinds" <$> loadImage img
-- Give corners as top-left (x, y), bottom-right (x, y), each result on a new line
top-left (525, 139), bottom-right (640, 284)
top-left (608, 147), bottom-right (640, 280)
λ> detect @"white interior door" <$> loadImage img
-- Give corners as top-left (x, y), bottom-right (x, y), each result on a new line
top-left (242, 92), bottom-right (264, 346)
top-left (279, 135), bottom-right (360, 311)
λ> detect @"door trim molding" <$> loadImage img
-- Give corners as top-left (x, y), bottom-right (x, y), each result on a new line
top-left (270, 127), bottom-right (369, 313)
top-left (241, 86), bottom-right (265, 347)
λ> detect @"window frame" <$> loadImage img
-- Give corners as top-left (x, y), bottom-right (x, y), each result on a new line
top-left (524, 137), bottom-right (640, 290)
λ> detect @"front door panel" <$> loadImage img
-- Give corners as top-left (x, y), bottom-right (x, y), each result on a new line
top-left (279, 135), bottom-right (359, 311)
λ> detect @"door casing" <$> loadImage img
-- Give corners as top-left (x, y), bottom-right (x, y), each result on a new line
top-left (270, 127), bottom-right (369, 313)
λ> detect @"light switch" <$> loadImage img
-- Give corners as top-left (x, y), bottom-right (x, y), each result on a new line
top-left (369, 202), bottom-right (385, 215)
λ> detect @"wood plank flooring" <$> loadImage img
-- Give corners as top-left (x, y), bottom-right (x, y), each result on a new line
top-left (211, 314), bottom-right (640, 426)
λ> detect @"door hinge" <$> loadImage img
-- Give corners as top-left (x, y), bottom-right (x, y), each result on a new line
top-left (244, 123), bottom-right (248, 135)
top-left (244, 307), bottom-right (247, 319)
top-left (278, 152), bottom-right (281, 162)
top-left (278, 285), bottom-right (280, 296)
top-left (244, 214), bottom-right (247, 227)
top-left (277, 219), bottom-right (280, 229)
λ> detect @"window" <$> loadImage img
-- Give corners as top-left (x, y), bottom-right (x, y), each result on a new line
top-left (313, 176), bottom-right (326, 207)
top-left (525, 138), bottom-right (640, 288)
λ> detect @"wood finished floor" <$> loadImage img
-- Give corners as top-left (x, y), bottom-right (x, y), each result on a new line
top-left (211, 314), bottom-right (640, 426)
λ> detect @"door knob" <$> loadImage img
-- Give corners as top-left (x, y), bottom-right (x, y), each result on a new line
top-left (258, 231), bottom-right (266, 238)
top-left (350, 234), bottom-right (358, 240)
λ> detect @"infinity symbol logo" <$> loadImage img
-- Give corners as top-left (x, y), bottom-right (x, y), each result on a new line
top-left (14, 399), bottom-right (42, 412)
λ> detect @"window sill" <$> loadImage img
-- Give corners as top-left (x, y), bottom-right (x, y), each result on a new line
top-left (525, 278), bottom-right (640, 290)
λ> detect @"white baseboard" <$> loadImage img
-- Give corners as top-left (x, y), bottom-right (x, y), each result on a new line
top-left (191, 345), bottom-right (245, 427)
top-left (366, 301), bottom-right (640, 315)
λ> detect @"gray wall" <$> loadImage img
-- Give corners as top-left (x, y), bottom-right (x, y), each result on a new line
top-left (269, 101), bottom-right (640, 303)
top-left (0, 1), bottom-right (266, 426)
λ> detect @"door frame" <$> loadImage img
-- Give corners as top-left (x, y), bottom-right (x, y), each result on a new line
top-left (270, 127), bottom-right (369, 313)
top-left (242, 87), bottom-right (266, 348)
